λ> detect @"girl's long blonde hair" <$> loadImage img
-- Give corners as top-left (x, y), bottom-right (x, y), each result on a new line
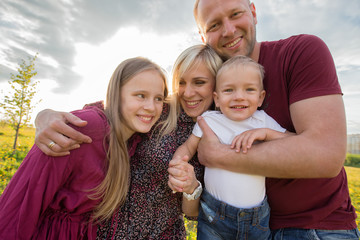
top-left (91, 57), bottom-right (168, 221)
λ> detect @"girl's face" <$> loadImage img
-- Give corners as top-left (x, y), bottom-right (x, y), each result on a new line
top-left (120, 69), bottom-right (165, 140)
top-left (178, 62), bottom-right (215, 121)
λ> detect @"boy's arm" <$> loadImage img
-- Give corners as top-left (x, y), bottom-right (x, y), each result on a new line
top-left (172, 134), bottom-right (199, 163)
top-left (231, 128), bottom-right (295, 153)
top-left (168, 134), bottom-right (202, 217)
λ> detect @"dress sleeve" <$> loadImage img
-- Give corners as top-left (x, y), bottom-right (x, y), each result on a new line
top-left (0, 146), bottom-right (73, 239)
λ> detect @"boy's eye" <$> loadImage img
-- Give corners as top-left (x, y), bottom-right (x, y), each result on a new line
top-left (246, 88), bottom-right (256, 92)
top-left (224, 88), bottom-right (233, 93)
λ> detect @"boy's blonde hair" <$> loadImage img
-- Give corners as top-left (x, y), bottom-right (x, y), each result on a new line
top-left (216, 55), bottom-right (265, 90)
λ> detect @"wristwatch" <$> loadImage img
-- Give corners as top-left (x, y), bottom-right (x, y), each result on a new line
top-left (183, 180), bottom-right (203, 200)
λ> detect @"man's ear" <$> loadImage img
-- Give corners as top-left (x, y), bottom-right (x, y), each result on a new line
top-left (199, 30), bottom-right (206, 44)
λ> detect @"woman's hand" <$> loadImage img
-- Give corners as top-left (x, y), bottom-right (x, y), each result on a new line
top-left (35, 109), bottom-right (92, 156)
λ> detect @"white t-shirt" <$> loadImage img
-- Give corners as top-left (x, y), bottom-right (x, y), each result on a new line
top-left (193, 110), bottom-right (286, 208)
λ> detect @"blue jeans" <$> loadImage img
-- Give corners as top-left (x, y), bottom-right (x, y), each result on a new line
top-left (197, 189), bottom-right (271, 240)
top-left (272, 228), bottom-right (360, 240)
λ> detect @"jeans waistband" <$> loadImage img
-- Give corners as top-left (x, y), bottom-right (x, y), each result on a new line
top-left (201, 188), bottom-right (270, 221)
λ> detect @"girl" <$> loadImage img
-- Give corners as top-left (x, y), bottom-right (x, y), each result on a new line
top-left (0, 57), bottom-right (170, 239)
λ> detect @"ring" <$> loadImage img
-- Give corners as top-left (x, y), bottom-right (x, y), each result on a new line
top-left (48, 141), bottom-right (56, 149)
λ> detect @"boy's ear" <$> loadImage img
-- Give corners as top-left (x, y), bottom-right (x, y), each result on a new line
top-left (213, 91), bottom-right (220, 107)
top-left (258, 90), bottom-right (266, 107)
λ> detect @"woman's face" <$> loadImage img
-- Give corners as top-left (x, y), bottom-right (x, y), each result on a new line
top-left (178, 62), bottom-right (215, 121)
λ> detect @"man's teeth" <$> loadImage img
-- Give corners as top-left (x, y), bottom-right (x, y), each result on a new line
top-left (226, 38), bottom-right (241, 48)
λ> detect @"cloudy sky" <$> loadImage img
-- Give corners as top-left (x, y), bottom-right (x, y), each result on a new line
top-left (0, 0), bottom-right (359, 134)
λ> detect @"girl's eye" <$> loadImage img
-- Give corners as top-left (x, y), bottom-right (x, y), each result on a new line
top-left (246, 88), bottom-right (256, 92)
top-left (179, 80), bottom-right (185, 86)
top-left (155, 96), bottom-right (164, 102)
top-left (224, 88), bottom-right (233, 93)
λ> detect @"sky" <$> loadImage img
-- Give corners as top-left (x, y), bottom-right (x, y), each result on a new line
top-left (0, 0), bottom-right (360, 134)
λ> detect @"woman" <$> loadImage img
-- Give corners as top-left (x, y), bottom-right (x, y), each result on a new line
top-left (33, 45), bottom-right (223, 239)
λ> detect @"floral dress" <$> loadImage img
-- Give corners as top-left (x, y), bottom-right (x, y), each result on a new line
top-left (97, 105), bottom-right (204, 239)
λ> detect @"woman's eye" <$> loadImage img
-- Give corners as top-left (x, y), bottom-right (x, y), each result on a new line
top-left (195, 80), bottom-right (205, 85)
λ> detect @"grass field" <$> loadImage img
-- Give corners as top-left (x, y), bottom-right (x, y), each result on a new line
top-left (0, 123), bottom-right (359, 238)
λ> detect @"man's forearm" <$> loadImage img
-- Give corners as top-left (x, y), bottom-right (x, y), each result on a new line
top-left (200, 129), bottom-right (345, 179)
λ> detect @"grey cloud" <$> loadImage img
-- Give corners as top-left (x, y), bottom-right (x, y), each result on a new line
top-left (0, 0), bottom-right (196, 93)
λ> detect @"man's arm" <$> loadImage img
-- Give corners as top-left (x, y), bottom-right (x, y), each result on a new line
top-left (197, 94), bottom-right (346, 178)
top-left (35, 109), bottom-right (92, 156)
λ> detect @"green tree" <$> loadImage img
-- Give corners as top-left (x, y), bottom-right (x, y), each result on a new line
top-left (1, 53), bottom-right (41, 151)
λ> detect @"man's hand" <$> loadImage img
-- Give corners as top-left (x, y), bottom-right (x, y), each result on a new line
top-left (35, 109), bottom-right (92, 156)
top-left (196, 116), bottom-right (225, 168)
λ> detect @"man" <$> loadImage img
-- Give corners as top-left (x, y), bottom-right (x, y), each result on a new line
top-left (193, 0), bottom-right (358, 239)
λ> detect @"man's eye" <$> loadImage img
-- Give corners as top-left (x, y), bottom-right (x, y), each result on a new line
top-left (208, 23), bottom-right (218, 32)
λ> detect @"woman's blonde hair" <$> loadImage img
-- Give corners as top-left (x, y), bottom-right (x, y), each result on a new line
top-left (91, 57), bottom-right (168, 221)
top-left (166, 44), bottom-right (223, 130)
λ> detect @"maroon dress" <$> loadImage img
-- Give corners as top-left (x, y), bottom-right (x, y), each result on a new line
top-left (0, 105), bottom-right (140, 239)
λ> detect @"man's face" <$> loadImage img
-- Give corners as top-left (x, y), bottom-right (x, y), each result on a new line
top-left (195, 0), bottom-right (258, 60)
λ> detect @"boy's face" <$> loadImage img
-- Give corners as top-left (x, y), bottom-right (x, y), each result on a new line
top-left (214, 65), bottom-right (265, 121)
